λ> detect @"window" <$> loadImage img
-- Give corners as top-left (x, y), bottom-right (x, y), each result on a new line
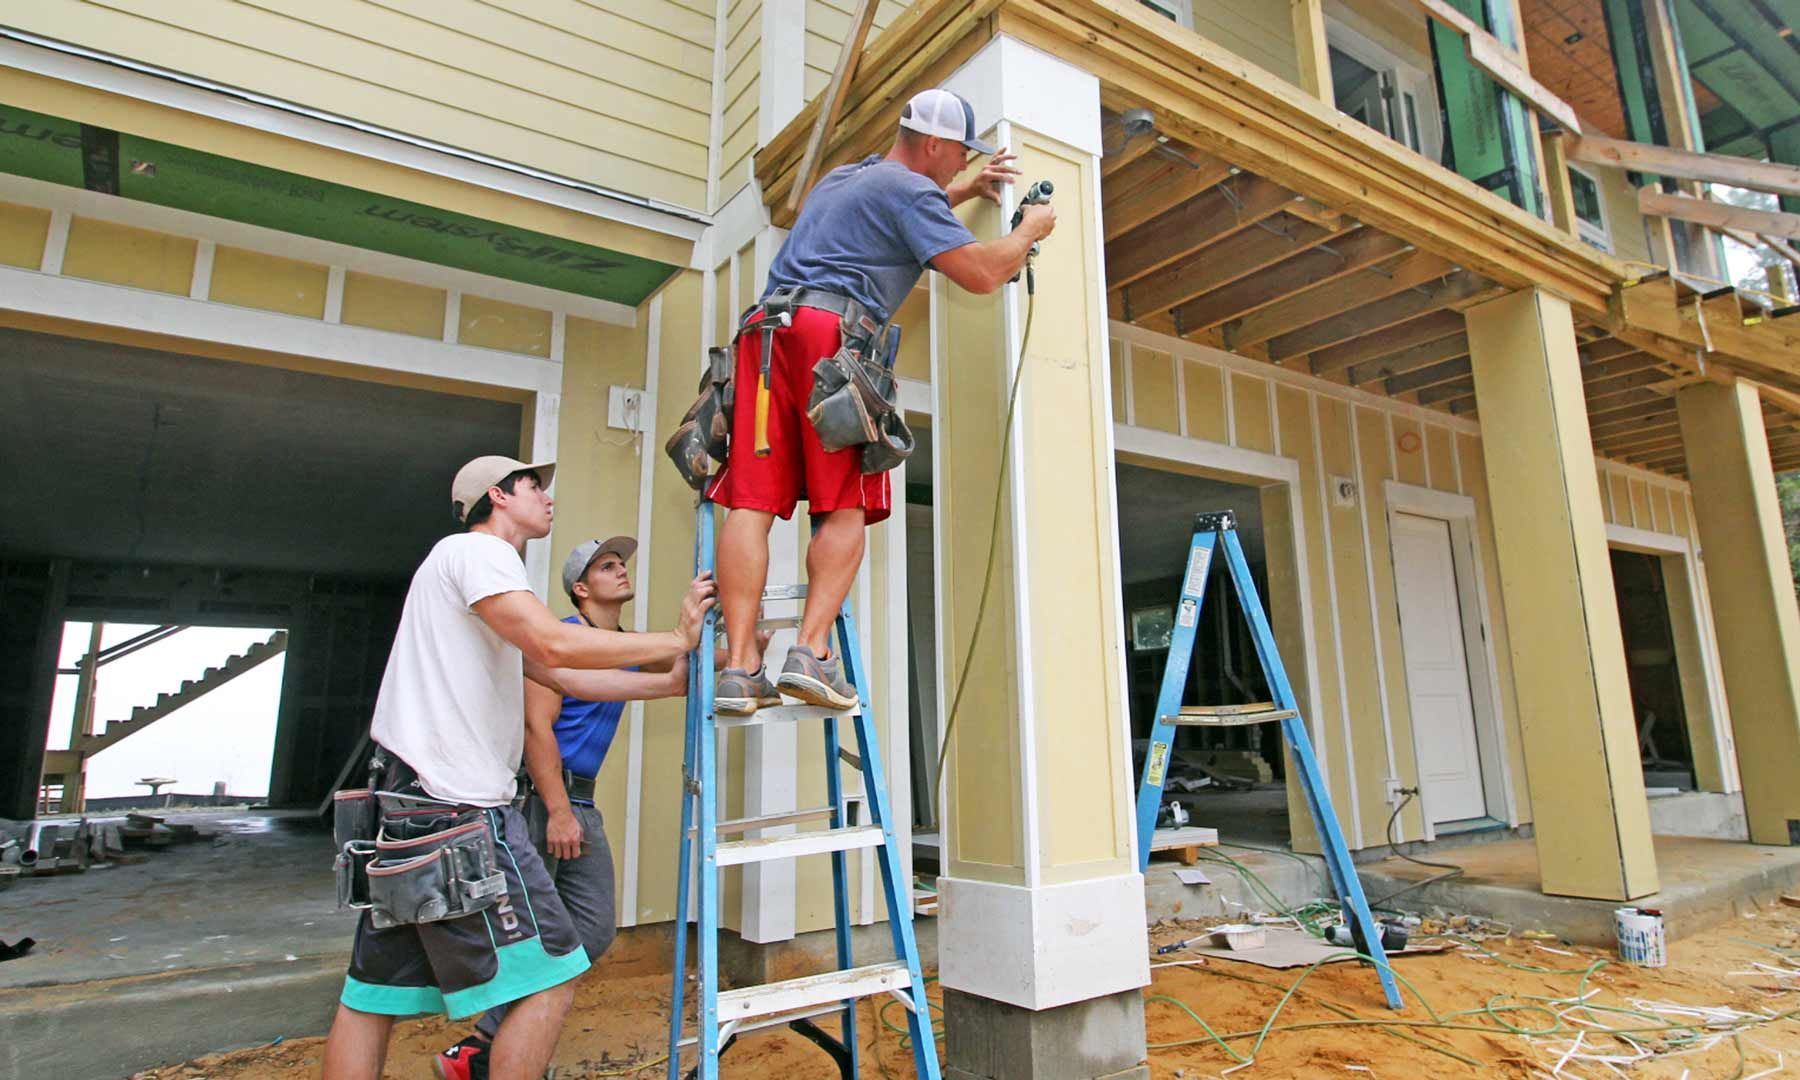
top-left (1139, 0), bottom-right (1193, 29)
top-left (1325, 17), bottom-right (1442, 164)
top-left (1568, 165), bottom-right (1612, 252)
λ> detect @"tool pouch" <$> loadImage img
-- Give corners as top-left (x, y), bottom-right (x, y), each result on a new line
top-left (332, 789), bottom-right (377, 910)
top-left (806, 322), bottom-right (914, 474)
top-left (365, 816), bottom-right (506, 929)
top-left (664, 345), bottom-right (737, 491)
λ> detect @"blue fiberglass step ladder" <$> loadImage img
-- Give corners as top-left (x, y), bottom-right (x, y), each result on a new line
top-left (1134, 510), bottom-right (1403, 1011)
top-left (669, 496), bottom-right (942, 1079)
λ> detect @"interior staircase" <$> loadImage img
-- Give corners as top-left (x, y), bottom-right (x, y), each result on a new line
top-left (74, 631), bottom-right (289, 756)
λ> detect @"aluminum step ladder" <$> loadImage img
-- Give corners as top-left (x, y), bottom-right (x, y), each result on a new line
top-left (1133, 510), bottom-right (1404, 1011)
top-left (669, 496), bottom-right (943, 1079)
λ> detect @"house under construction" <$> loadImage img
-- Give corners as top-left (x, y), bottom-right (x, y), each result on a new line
top-left (8, 0), bottom-right (1800, 1075)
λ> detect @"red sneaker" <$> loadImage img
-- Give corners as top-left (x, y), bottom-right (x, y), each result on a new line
top-left (433, 1034), bottom-right (490, 1080)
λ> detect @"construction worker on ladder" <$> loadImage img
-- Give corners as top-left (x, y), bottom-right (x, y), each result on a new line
top-left (708, 88), bottom-right (1055, 715)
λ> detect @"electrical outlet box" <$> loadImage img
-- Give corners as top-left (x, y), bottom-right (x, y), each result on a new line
top-left (607, 386), bottom-right (648, 433)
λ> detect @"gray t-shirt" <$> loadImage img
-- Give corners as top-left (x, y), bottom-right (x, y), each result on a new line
top-left (764, 156), bottom-right (977, 322)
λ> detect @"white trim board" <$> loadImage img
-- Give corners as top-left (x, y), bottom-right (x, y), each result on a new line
top-left (0, 264), bottom-right (563, 395)
top-left (0, 173), bottom-right (635, 327)
top-left (0, 34), bottom-right (710, 239)
top-left (1111, 320), bottom-right (1482, 437)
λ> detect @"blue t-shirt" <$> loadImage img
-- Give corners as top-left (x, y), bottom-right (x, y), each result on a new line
top-left (764, 156), bottom-right (977, 322)
top-left (552, 615), bottom-right (632, 785)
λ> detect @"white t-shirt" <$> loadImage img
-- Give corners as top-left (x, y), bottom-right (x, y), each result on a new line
top-left (371, 531), bottom-right (534, 806)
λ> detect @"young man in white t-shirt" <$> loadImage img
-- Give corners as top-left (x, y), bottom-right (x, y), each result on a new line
top-left (322, 455), bottom-right (714, 1080)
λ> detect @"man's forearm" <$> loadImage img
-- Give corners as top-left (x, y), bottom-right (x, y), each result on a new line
top-left (552, 666), bottom-right (686, 703)
top-left (546, 622), bottom-right (686, 670)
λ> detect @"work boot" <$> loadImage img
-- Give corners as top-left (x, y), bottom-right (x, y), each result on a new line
top-left (715, 666), bottom-right (780, 717)
top-left (434, 1034), bottom-right (489, 1080)
top-left (777, 645), bottom-right (858, 710)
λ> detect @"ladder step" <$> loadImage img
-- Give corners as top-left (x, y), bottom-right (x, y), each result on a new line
top-left (716, 703), bottom-right (859, 729)
top-left (698, 806), bottom-right (838, 837)
top-left (762, 584), bottom-right (808, 602)
top-left (715, 825), bottom-right (884, 866)
top-left (716, 961), bottom-right (911, 1022)
top-left (1165, 704), bottom-right (1297, 728)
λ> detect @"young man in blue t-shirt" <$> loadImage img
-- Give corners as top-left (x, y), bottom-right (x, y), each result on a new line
top-left (436, 535), bottom-right (690, 1080)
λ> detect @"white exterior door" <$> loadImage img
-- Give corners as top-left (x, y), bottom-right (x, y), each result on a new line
top-left (1391, 513), bottom-right (1487, 823)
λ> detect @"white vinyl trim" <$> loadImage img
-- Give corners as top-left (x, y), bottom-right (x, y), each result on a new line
top-left (621, 290), bottom-right (665, 927)
top-left (190, 240), bottom-right (217, 301)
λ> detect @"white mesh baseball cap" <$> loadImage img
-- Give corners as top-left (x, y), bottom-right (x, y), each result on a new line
top-left (898, 88), bottom-right (995, 155)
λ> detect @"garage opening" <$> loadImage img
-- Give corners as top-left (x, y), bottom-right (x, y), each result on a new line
top-left (0, 324), bottom-right (526, 818)
top-left (1610, 548), bottom-right (1696, 790)
top-left (1114, 461), bottom-right (1291, 849)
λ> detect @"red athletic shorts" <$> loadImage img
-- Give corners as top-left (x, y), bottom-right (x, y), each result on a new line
top-left (706, 305), bottom-right (891, 525)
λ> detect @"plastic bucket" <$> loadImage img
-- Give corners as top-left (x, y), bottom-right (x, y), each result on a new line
top-left (1615, 906), bottom-right (1667, 967)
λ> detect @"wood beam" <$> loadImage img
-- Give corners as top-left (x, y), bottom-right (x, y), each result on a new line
top-left (785, 0), bottom-right (880, 214)
top-left (1101, 127), bottom-right (1161, 177)
top-left (1638, 189), bottom-right (1800, 243)
top-left (1581, 353), bottom-right (1663, 383)
top-left (1269, 270), bottom-right (1483, 362)
top-left (1379, 351), bottom-right (1472, 395)
top-left (1106, 174), bottom-right (1296, 287)
top-left (1229, 248), bottom-right (1454, 348)
top-left (990, 0), bottom-right (1621, 313)
top-left (1419, 376), bottom-right (1475, 406)
top-left (1171, 229), bottom-right (1411, 333)
top-left (1349, 331), bottom-right (1470, 387)
top-left (1103, 152), bottom-right (1235, 240)
top-left (1122, 215), bottom-right (1333, 318)
top-left (1409, 0), bottom-right (1580, 132)
top-left (1543, 131), bottom-right (1578, 236)
top-left (1291, 0), bottom-right (1332, 101)
top-left (1309, 308), bottom-right (1469, 376)
top-left (1570, 134), bottom-right (1800, 200)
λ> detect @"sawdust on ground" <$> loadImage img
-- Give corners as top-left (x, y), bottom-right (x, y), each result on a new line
top-left (136, 904), bottom-right (1800, 1079)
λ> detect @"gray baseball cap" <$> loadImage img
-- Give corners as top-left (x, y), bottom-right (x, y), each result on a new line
top-left (561, 536), bottom-right (638, 598)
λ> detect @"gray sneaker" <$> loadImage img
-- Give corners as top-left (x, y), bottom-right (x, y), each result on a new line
top-left (715, 667), bottom-right (780, 716)
top-left (777, 645), bottom-right (858, 710)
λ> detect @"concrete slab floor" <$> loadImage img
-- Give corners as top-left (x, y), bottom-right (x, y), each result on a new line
top-left (1359, 834), bottom-right (1800, 945)
top-left (0, 808), bottom-right (353, 988)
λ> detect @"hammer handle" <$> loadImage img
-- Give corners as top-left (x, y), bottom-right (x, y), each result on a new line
top-left (753, 374), bottom-right (772, 457)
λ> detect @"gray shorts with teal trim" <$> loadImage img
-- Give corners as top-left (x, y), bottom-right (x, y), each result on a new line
top-left (340, 804), bottom-right (590, 1019)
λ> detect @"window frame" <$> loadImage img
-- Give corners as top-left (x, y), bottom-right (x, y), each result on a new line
top-left (1566, 163), bottom-right (1614, 253)
top-left (1324, 14), bottom-right (1443, 165)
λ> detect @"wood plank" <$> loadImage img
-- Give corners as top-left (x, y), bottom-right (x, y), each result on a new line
top-left (1106, 175), bottom-right (1298, 287)
top-left (1123, 216), bottom-right (1333, 318)
top-left (1581, 353), bottom-right (1663, 382)
top-left (1544, 131), bottom-right (1579, 235)
top-left (1308, 308), bottom-right (1469, 376)
top-left (1588, 403), bottom-right (1677, 436)
top-left (1346, 331), bottom-right (1468, 385)
top-left (1571, 133), bottom-right (1800, 199)
top-left (785, 0), bottom-right (881, 214)
top-left (1103, 152), bottom-right (1235, 240)
top-left (1101, 126), bottom-right (1161, 177)
top-left (1419, 376), bottom-right (1475, 405)
top-left (1230, 248), bottom-right (1455, 349)
top-left (1292, 0), bottom-right (1332, 100)
top-left (762, 0), bottom-right (1624, 312)
top-left (1380, 352), bottom-right (1471, 394)
top-left (1638, 189), bottom-right (1800, 243)
top-left (1172, 229), bottom-right (1412, 334)
top-left (1269, 270), bottom-right (1484, 362)
top-left (1463, 22), bottom-right (1583, 134)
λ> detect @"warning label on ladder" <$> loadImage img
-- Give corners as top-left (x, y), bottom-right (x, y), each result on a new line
top-left (1183, 546), bottom-right (1211, 597)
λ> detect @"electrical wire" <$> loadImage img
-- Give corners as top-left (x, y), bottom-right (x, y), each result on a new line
top-left (932, 259), bottom-right (1038, 802)
top-left (1366, 789), bottom-right (1464, 910)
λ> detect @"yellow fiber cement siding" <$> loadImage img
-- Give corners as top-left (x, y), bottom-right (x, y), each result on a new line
top-left (802, 0), bottom-right (910, 100)
top-left (719, 0), bottom-right (764, 206)
top-left (12, 0), bottom-right (715, 210)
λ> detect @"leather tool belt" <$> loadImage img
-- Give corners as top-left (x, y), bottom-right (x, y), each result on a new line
top-left (332, 749), bottom-right (507, 927)
top-left (663, 287), bottom-right (914, 488)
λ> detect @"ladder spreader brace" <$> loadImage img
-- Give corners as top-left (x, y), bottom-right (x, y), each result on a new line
top-left (1133, 509), bottom-right (1405, 1011)
top-left (669, 496), bottom-right (943, 1078)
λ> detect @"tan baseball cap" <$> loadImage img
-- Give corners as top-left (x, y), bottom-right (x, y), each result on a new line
top-left (561, 536), bottom-right (638, 598)
top-left (452, 455), bottom-right (556, 523)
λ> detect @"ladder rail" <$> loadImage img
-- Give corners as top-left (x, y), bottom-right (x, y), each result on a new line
top-left (671, 497), bottom-right (942, 1079)
top-left (1131, 513), bottom-right (1404, 1012)
top-left (1215, 526), bottom-right (1404, 1011)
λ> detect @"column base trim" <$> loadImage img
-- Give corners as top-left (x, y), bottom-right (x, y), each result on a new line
top-left (939, 871), bottom-right (1149, 1010)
